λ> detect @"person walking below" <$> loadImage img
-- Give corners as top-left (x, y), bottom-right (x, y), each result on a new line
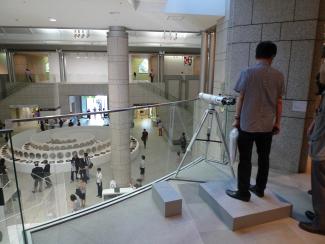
top-left (76, 179), bottom-right (87, 208)
top-left (140, 155), bottom-right (146, 180)
top-left (82, 152), bottom-right (92, 181)
top-left (96, 168), bottom-right (103, 198)
top-left (158, 120), bottom-right (163, 136)
top-left (70, 154), bottom-right (80, 182)
top-left (25, 68), bottom-right (33, 82)
top-left (180, 132), bottom-right (187, 153)
top-left (299, 58), bottom-right (325, 235)
top-left (31, 163), bottom-right (44, 193)
top-left (59, 119), bottom-right (64, 128)
top-left (43, 160), bottom-right (52, 188)
top-left (78, 157), bottom-right (87, 183)
top-left (141, 129), bottom-right (148, 149)
top-left (0, 158), bottom-right (9, 186)
top-left (226, 41), bottom-right (284, 202)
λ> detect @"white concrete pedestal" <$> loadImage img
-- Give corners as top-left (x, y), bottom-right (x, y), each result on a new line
top-left (199, 181), bottom-right (292, 230)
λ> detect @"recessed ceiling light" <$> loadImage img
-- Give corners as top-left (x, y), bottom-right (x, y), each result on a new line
top-left (109, 11), bottom-right (120, 15)
top-left (48, 17), bottom-right (57, 22)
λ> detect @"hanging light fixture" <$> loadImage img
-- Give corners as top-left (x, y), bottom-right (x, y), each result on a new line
top-left (73, 29), bottom-right (90, 39)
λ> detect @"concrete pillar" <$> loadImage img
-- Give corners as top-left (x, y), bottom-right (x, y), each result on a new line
top-left (58, 50), bottom-right (66, 82)
top-left (208, 32), bottom-right (216, 94)
top-left (5, 50), bottom-right (16, 84)
top-left (200, 32), bottom-right (208, 92)
top-left (158, 51), bottom-right (165, 83)
top-left (107, 26), bottom-right (131, 186)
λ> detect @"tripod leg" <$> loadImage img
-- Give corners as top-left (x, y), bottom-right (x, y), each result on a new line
top-left (214, 111), bottom-right (236, 178)
top-left (175, 109), bottom-right (210, 177)
top-left (204, 112), bottom-right (213, 159)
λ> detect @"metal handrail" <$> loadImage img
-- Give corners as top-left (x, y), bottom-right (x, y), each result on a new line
top-left (8, 98), bottom-right (198, 123)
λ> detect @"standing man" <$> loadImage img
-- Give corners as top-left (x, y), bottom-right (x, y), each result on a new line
top-left (141, 129), bottom-right (148, 149)
top-left (149, 70), bottom-right (154, 83)
top-left (180, 132), bottom-right (187, 153)
top-left (31, 163), bottom-right (44, 193)
top-left (140, 155), bottom-right (146, 180)
top-left (157, 120), bottom-right (163, 136)
top-left (82, 152), bottom-right (92, 181)
top-left (226, 41), bottom-right (284, 202)
top-left (96, 168), bottom-right (103, 198)
top-left (70, 154), bottom-right (79, 182)
top-left (43, 160), bottom-right (52, 188)
top-left (25, 68), bottom-right (33, 82)
top-left (299, 59), bottom-right (325, 235)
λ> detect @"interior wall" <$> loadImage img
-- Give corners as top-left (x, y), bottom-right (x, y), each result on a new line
top-left (149, 55), bottom-right (158, 82)
top-left (164, 55), bottom-right (195, 75)
top-left (0, 52), bottom-right (8, 74)
top-left (131, 55), bottom-right (150, 81)
top-left (197, 0), bottom-right (320, 174)
top-left (64, 52), bottom-right (108, 83)
top-left (14, 53), bottom-right (49, 82)
top-left (48, 52), bottom-right (60, 82)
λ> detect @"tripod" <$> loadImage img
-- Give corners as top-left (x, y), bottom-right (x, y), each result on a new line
top-left (174, 103), bottom-right (235, 178)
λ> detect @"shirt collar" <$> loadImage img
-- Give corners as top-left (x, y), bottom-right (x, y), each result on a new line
top-left (257, 60), bottom-right (270, 66)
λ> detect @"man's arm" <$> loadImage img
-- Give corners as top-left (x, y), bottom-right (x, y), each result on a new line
top-left (233, 91), bottom-right (244, 128)
top-left (273, 97), bottom-right (283, 134)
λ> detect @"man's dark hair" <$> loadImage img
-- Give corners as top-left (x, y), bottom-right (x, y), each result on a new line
top-left (70, 194), bottom-right (76, 201)
top-left (256, 41), bottom-right (277, 59)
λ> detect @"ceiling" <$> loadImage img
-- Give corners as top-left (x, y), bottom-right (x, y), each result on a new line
top-left (0, 0), bottom-right (224, 32)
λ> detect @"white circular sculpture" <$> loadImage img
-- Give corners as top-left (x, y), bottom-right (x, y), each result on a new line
top-left (0, 126), bottom-right (139, 173)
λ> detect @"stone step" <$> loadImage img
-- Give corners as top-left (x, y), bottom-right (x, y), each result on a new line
top-left (199, 181), bottom-right (292, 231)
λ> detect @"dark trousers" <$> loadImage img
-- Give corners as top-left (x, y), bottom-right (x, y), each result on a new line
top-left (311, 160), bottom-right (325, 230)
top-left (143, 139), bottom-right (147, 148)
top-left (44, 174), bottom-right (52, 187)
top-left (79, 169), bottom-right (87, 182)
top-left (71, 170), bottom-right (77, 181)
top-left (237, 129), bottom-right (273, 194)
top-left (97, 182), bottom-right (102, 197)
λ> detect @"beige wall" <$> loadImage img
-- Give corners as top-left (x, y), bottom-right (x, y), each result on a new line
top-left (193, 56), bottom-right (201, 76)
top-left (0, 52), bottom-right (8, 74)
top-left (14, 53), bottom-right (49, 82)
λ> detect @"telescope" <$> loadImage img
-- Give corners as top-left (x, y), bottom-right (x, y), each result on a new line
top-left (199, 93), bottom-right (236, 106)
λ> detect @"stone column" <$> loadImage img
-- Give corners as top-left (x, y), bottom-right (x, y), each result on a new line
top-left (5, 50), bottom-right (16, 83)
top-left (208, 32), bottom-right (216, 94)
top-left (200, 32), bottom-right (208, 92)
top-left (58, 50), bottom-right (66, 82)
top-left (107, 26), bottom-right (130, 186)
top-left (158, 51), bottom-right (165, 83)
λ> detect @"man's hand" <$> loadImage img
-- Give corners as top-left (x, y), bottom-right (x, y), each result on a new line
top-left (232, 119), bottom-right (240, 128)
top-left (272, 124), bottom-right (280, 135)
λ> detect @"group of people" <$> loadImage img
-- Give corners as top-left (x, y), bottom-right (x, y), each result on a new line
top-left (70, 153), bottom-right (93, 183)
top-left (70, 167), bottom-right (103, 212)
top-left (226, 41), bottom-right (325, 235)
top-left (31, 160), bottom-right (52, 193)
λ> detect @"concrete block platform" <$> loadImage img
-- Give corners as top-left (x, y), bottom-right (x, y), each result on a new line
top-left (199, 181), bottom-right (292, 231)
top-left (152, 181), bottom-right (182, 217)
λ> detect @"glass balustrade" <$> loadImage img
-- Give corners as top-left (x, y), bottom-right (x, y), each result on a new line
top-left (0, 98), bottom-right (237, 243)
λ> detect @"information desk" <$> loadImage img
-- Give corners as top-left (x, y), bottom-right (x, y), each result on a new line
top-left (102, 187), bottom-right (134, 200)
